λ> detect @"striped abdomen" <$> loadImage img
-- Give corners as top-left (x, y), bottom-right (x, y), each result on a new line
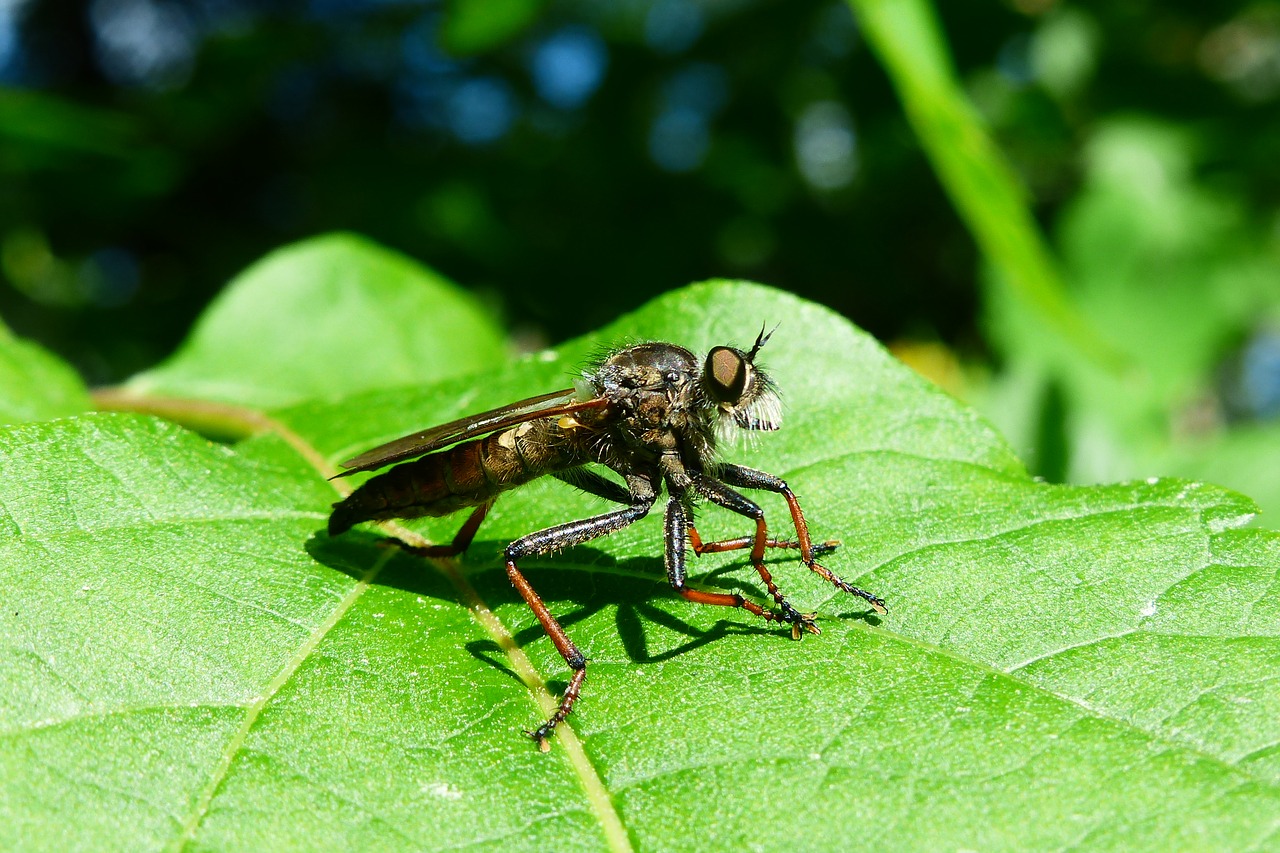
top-left (327, 418), bottom-right (580, 536)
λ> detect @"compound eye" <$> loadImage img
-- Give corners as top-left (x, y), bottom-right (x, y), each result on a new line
top-left (706, 347), bottom-right (748, 404)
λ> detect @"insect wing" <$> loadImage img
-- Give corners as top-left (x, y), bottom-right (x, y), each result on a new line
top-left (334, 388), bottom-right (606, 476)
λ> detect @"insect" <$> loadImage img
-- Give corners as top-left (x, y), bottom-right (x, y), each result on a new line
top-left (328, 329), bottom-right (886, 750)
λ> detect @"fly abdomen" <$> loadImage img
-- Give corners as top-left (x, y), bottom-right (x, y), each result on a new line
top-left (327, 419), bottom-right (578, 536)
top-left (328, 452), bottom-right (454, 536)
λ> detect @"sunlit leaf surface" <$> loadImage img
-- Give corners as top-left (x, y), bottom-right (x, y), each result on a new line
top-left (0, 319), bottom-right (90, 427)
top-left (3, 280), bottom-right (1277, 850)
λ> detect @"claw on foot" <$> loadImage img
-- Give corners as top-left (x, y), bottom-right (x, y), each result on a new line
top-left (526, 728), bottom-right (553, 752)
top-left (788, 612), bottom-right (820, 640)
top-left (809, 539), bottom-right (842, 558)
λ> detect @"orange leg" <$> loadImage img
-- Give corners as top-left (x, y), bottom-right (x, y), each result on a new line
top-left (700, 465), bottom-right (886, 616)
top-left (399, 501), bottom-right (493, 557)
top-left (503, 496), bottom-right (656, 749)
top-left (667, 494), bottom-right (818, 638)
top-left (686, 524), bottom-right (839, 558)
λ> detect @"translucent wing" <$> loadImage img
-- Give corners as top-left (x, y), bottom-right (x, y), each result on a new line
top-left (332, 388), bottom-right (608, 477)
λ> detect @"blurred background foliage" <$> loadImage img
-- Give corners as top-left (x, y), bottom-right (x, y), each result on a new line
top-left (0, 0), bottom-right (1277, 521)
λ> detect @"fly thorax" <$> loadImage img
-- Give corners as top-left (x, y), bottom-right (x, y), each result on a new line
top-left (634, 392), bottom-right (674, 428)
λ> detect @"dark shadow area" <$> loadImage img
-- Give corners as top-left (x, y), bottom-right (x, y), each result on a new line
top-left (304, 530), bottom-right (383, 583)
top-left (616, 599), bottom-right (776, 664)
top-left (463, 638), bottom-right (516, 686)
top-left (310, 527), bottom-right (885, 684)
top-left (2, 0), bottom-right (1005, 383)
top-left (475, 541), bottom-right (885, 674)
top-left (304, 528), bottom-right (458, 601)
top-left (835, 608), bottom-right (884, 628)
top-left (1033, 379), bottom-right (1071, 484)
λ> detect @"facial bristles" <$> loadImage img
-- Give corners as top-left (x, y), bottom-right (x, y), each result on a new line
top-left (738, 388), bottom-right (783, 431)
top-left (713, 385), bottom-right (783, 445)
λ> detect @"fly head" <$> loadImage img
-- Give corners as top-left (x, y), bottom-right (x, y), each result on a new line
top-left (702, 326), bottom-right (782, 437)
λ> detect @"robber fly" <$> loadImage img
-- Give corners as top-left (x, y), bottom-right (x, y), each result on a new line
top-left (327, 328), bottom-right (886, 750)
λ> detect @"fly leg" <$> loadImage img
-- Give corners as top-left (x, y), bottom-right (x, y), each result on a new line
top-left (686, 474), bottom-right (819, 638)
top-left (685, 526), bottom-right (839, 559)
top-left (718, 463), bottom-right (886, 615)
top-left (399, 501), bottom-right (493, 557)
top-left (551, 468), bottom-right (631, 505)
top-left (666, 496), bottom-right (811, 633)
top-left (547, 472), bottom-right (827, 559)
top-left (506, 487), bottom-right (656, 750)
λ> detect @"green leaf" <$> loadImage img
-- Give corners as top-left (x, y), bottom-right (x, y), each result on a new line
top-left (440, 0), bottom-right (546, 57)
top-left (0, 319), bottom-right (90, 426)
top-left (847, 0), bottom-right (1127, 372)
top-left (978, 117), bottom-right (1280, 522)
top-left (126, 233), bottom-right (508, 410)
top-left (0, 88), bottom-right (148, 160)
top-left (4, 282), bottom-right (1277, 850)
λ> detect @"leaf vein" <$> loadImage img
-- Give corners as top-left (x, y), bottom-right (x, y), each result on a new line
top-left (169, 547), bottom-right (398, 850)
